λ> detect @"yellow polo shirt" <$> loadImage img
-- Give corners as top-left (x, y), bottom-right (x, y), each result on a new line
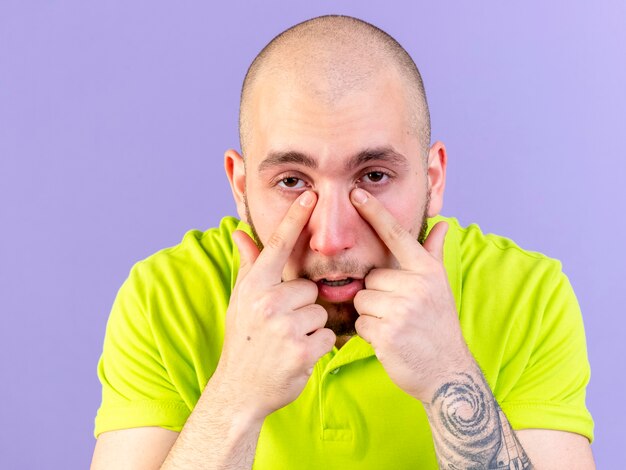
top-left (94, 215), bottom-right (593, 468)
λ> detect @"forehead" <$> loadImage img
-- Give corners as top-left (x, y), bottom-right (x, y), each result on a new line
top-left (246, 69), bottom-right (420, 169)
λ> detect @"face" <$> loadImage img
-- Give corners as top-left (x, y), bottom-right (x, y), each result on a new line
top-left (228, 69), bottom-right (445, 337)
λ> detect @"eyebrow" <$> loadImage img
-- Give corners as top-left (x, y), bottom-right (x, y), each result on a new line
top-left (346, 147), bottom-right (410, 172)
top-left (258, 150), bottom-right (317, 173)
top-left (257, 146), bottom-right (410, 173)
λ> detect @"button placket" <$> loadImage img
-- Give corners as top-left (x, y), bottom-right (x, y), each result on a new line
top-left (317, 337), bottom-right (375, 441)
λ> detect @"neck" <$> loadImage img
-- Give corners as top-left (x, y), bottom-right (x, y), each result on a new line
top-left (335, 335), bottom-right (353, 349)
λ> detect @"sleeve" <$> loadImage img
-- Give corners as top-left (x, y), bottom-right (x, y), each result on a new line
top-left (94, 261), bottom-right (191, 438)
top-left (500, 265), bottom-right (594, 442)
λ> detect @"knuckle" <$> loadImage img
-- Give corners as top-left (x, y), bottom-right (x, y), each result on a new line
top-left (310, 334), bottom-right (332, 359)
top-left (388, 221), bottom-right (409, 241)
top-left (306, 329), bottom-right (333, 360)
top-left (266, 232), bottom-right (287, 251)
top-left (354, 318), bottom-right (365, 336)
top-left (353, 291), bottom-right (364, 309)
top-left (364, 269), bottom-right (380, 288)
top-left (385, 321), bottom-right (406, 338)
top-left (281, 320), bottom-right (298, 339)
top-left (281, 210), bottom-right (302, 231)
top-left (315, 305), bottom-right (329, 324)
top-left (322, 329), bottom-right (336, 349)
top-left (398, 296), bottom-right (414, 314)
top-left (380, 324), bottom-right (398, 346)
top-left (355, 316), bottom-right (371, 336)
top-left (270, 317), bottom-right (292, 338)
top-left (256, 295), bottom-right (278, 319)
top-left (379, 270), bottom-right (393, 286)
top-left (292, 341), bottom-right (310, 364)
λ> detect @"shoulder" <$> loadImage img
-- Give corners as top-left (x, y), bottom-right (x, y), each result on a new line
top-left (112, 216), bottom-right (243, 320)
top-left (128, 216), bottom-right (241, 286)
top-left (429, 215), bottom-right (575, 336)
top-left (433, 215), bottom-right (564, 287)
top-left (95, 219), bottom-right (243, 438)
top-left (103, 216), bottom-right (243, 368)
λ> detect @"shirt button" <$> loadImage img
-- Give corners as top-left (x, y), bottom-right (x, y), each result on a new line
top-left (330, 367), bottom-right (341, 375)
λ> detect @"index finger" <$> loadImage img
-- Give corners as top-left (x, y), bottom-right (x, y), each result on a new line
top-left (252, 190), bottom-right (317, 284)
top-left (350, 187), bottom-right (424, 269)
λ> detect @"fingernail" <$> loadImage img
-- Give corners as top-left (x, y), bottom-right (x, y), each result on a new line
top-left (299, 191), bottom-right (313, 207)
top-left (351, 188), bottom-right (368, 204)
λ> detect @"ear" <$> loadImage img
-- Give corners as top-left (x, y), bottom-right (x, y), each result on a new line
top-left (426, 141), bottom-right (447, 217)
top-left (224, 149), bottom-right (248, 222)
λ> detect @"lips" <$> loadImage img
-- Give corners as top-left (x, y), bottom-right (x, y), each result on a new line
top-left (315, 277), bottom-right (364, 303)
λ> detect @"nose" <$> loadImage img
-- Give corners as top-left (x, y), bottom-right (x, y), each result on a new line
top-left (307, 189), bottom-right (360, 257)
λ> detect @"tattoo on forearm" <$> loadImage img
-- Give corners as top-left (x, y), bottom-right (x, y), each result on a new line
top-left (424, 373), bottom-right (533, 469)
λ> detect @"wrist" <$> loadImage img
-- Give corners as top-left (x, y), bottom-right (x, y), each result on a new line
top-left (414, 350), bottom-right (479, 404)
top-left (206, 367), bottom-right (268, 429)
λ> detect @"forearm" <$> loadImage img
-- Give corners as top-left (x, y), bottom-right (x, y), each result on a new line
top-left (161, 377), bottom-right (263, 470)
top-left (423, 365), bottom-right (533, 470)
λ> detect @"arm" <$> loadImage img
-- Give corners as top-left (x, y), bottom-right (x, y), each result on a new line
top-left (160, 376), bottom-right (263, 469)
top-left (92, 191), bottom-right (335, 469)
top-left (91, 370), bottom-right (595, 470)
top-left (424, 365), bottom-right (595, 469)
top-left (91, 377), bottom-right (262, 470)
top-left (424, 368), bottom-right (533, 469)
top-left (516, 429), bottom-right (594, 469)
top-left (91, 428), bottom-right (178, 470)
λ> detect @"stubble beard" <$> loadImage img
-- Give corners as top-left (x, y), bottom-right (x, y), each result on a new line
top-left (242, 189), bottom-right (431, 338)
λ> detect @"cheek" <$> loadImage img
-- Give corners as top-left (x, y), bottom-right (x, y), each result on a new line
top-left (246, 189), bottom-right (292, 241)
top-left (375, 187), bottom-right (423, 233)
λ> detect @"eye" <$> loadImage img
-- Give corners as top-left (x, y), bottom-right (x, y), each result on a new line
top-left (361, 171), bottom-right (389, 184)
top-left (278, 176), bottom-right (306, 189)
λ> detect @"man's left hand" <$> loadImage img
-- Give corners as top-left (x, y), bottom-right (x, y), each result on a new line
top-left (350, 187), bottom-right (475, 403)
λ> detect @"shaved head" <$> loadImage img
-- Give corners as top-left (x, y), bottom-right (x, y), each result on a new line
top-left (239, 15), bottom-right (431, 162)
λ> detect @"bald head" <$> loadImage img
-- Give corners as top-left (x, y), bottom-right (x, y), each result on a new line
top-left (239, 15), bottom-right (431, 161)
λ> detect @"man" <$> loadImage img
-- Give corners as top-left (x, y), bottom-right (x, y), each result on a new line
top-left (91, 15), bottom-right (594, 469)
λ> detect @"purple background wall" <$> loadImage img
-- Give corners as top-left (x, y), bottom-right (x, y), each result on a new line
top-left (1, 1), bottom-right (624, 468)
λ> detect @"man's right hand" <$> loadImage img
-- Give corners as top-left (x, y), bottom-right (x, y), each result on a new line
top-left (213, 190), bottom-right (336, 423)
top-left (92, 192), bottom-right (335, 470)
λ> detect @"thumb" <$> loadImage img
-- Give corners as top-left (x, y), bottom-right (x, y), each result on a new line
top-left (232, 230), bottom-right (261, 281)
top-left (422, 221), bottom-right (448, 262)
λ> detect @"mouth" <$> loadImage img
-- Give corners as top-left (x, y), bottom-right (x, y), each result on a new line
top-left (315, 276), bottom-right (364, 303)
top-left (319, 277), bottom-right (354, 287)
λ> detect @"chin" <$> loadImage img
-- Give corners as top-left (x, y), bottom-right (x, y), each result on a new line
top-left (321, 301), bottom-right (359, 337)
